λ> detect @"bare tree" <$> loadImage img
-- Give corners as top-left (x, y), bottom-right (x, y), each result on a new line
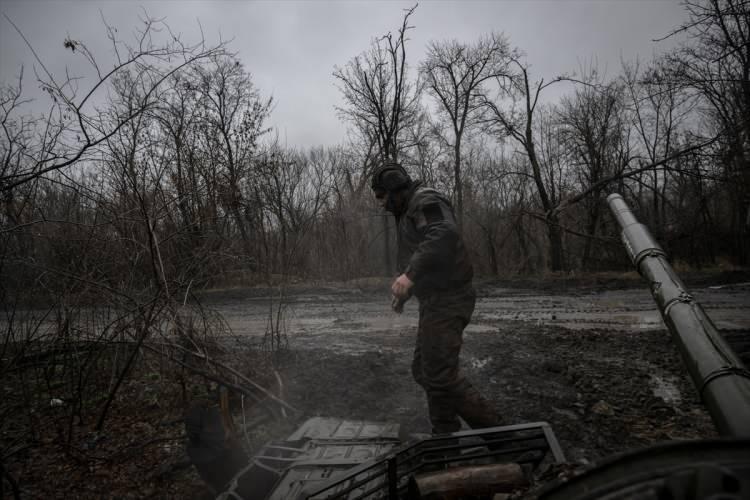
top-left (333, 4), bottom-right (422, 164)
top-left (662, 0), bottom-right (750, 264)
top-left (192, 54), bottom-right (273, 269)
top-left (315, 141), bottom-right (382, 279)
top-left (400, 111), bottom-right (447, 190)
top-left (153, 72), bottom-right (205, 243)
top-left (622, 60), bottom-right (696, 241)
top-left (559, 76), bottom-right (630, 267)
top-left (470, 152), bottom-right (533, 275)
top-left (334, 5), bottom-right (421, 273)
top-left (0, 13), bottom-right (226, 194)
top-left (481, 59), bottom-right (570, 271)
top-left (253, 145), bottom-right (333, 277)
top-left (420, 33), bottom-right (514, 226)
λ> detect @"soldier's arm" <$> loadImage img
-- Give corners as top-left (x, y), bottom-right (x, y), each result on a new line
top-left (404, 197), bottom-right (459, 283)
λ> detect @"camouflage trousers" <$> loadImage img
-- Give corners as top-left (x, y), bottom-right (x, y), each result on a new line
top-left (411, 286), bottom-right (501, 435)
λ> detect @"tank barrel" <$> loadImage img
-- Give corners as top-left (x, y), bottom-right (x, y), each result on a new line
top-left (607, 193), bottom-right (750, 438)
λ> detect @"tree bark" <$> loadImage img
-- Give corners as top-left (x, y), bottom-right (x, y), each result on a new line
top-left (408, 463), bottom-right (527, 499)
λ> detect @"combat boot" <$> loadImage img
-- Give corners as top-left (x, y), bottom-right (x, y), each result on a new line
top-left (456, 386), bottom-right (502, 429)
top-left (427, 394), bottom-right (462, 435)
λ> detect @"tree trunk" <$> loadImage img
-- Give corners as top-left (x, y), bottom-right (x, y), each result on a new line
top-left (409, 463), bottom-right (526, 498)
top-left (484, 226), bottom-right (499, 276)
top-left (454, 140), bottom-right (463, 228)
top-left (515, 219), bottom-right (530, 274)
top-left (582, 198), bottom-right (601, 269)
top-left (547, 215), bottom-right (565, 272)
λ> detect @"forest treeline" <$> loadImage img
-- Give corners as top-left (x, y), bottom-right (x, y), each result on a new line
top-left (1, 0), bottom-right (748, 306)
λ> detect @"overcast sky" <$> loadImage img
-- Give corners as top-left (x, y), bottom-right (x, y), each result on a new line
top-left (0, 0), bottom-right (688, 149)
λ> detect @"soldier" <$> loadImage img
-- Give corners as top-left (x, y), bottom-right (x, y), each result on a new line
top-left (371, 161), bottom-right (501, 435)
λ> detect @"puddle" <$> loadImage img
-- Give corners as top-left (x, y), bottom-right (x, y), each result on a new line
top-left (7, 286), bottom-right (748, 356)
top-left (649, 374), bottom-right (682, 404)
top-left (469, 357), bottom-right (492, 370)
top-left (465, 324), bottom-right (496, 334)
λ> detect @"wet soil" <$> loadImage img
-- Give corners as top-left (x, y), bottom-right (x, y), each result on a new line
top-left (199, 273), bottom-right (750, 469)
top-left (6, 272), bottom-right (748, 498)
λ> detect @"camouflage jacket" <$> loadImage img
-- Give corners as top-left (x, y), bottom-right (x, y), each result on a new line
top-left (396, 181), bottom-right (473, 298)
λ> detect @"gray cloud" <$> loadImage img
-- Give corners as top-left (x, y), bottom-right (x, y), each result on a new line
top-left (0, 0), bottom-right (687, 148)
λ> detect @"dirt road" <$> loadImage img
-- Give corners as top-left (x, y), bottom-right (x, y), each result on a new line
top-left (201, 277), bottom-right (750, 464)
top-left (211, 280), bottom-right (750, 349)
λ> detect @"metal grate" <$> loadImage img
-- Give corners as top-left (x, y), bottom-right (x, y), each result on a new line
top-left (303, 421), bottom-right (565, 499)
top-left (218, 419), bottom-right (565, 500)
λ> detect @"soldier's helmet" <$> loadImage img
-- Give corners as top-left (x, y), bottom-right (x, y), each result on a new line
top-left (370, 162), bottom-right (412, 194)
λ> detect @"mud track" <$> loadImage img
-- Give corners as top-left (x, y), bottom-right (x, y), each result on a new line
top-left (201, 277), bottom-right (750, 465)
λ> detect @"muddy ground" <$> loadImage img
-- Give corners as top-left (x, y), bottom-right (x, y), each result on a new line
top-left (198, 271), bottom-right (750, 491)
top-left (5, 271), bottom-right (750, 498)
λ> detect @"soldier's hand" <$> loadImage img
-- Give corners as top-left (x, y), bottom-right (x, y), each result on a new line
top-left (391, 273), bottom-right (414, 300)
top-left (391, 295), bottom-right (405, 314)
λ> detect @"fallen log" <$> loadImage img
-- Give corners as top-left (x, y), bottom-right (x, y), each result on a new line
top-left (408, 463), bottom-right (527, 499)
